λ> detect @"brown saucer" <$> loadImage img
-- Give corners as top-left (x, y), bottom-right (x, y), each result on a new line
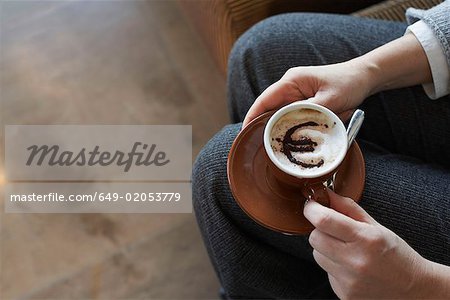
top-left (227, 111), bottom-right (365, 235)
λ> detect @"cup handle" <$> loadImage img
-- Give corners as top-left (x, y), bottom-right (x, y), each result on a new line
top-left (302, 182), bottom-right (330, 207)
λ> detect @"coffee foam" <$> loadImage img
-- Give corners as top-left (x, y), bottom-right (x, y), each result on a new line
top-left (270, 108), bottom-right (347, 176)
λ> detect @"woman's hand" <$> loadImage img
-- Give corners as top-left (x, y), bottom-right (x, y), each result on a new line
top-left (243, 33), bottom-right (432, 128)
top-left (243, 59), bottom-right (373, 127)
top-left (303, 190), bottom-right (448, 299)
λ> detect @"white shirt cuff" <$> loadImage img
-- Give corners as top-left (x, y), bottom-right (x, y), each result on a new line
top-left (405, 20), bottom-right (450, 99)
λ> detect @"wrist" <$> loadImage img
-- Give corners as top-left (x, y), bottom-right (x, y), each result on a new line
top-left (348, 34), bottom-right (432, 97)
top-left (426, 260), bottom-right (450, 298)
top-left (411, 257), bottom-right (450, 298)
top-left (347, 57), bottom-right (381, 97)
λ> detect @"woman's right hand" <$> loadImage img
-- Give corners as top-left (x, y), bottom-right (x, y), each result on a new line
top-left (303, 190), bottom-right (450, 299)
top-left (243, 59), bottom-right (375, 127)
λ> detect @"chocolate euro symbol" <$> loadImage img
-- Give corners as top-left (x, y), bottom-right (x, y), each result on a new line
top-left (281, 121), bottom-right (324, 168)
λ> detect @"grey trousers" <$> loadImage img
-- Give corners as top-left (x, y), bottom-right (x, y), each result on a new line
top-left (192, 13), bottom-right (450, 299)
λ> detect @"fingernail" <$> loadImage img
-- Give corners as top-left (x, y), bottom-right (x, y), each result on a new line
top-left (303, 195), bottom-right (312, 207)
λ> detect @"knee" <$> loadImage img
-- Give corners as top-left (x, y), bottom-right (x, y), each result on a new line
top-left (227, 13), bottom-right (338, 123)
top-left (228, 14), bottom-right (295, 86)
top-left (229, 12), bottom-right (376, 83)
top-left (192, 124), bottom-right (241, 208)
top-left (228, 13), bottom-right (335, 81)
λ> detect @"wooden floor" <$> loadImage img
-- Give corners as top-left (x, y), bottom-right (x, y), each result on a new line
top-left (0, 1), bottom-right (228, 299)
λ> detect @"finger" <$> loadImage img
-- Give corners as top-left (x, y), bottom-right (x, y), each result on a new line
top-left (328, 189), bottom-right (374, 224)
top-left (338, 109), bottom-right (355, 122)
top-left (243, 80), bottom-right (303, 127)
top-left (309, 229), bottom-right (347, 262)
top-left (303, 90), bottom-right (340, 111)
top-left (305, 95), bottom-right (354, 122)
top-left (312, 249), bottom-right (339, 277)
top-left (328, 274), bottom-right (344, 298)
top-left (303, 94), bottom-right (332, 111)
top-left (304, 199), bottom-right (362, 242)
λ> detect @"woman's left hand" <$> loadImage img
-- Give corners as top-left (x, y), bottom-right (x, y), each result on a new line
top-left (303, 190), bottom-right (434, 299)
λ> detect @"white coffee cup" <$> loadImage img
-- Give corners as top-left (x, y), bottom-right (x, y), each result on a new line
top-left (263, 102), bottom-right (348, 179)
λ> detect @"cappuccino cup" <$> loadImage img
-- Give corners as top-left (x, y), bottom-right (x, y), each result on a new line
top-left (263, 102), bottom-right (348, 206)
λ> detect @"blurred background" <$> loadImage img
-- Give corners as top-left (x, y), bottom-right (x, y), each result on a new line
top-left (1, 1), bottom-right (226, 298)
top-left (0, 0), bottom-right (436, 299)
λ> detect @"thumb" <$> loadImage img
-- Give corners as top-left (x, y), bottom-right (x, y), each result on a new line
top-left (327, 189), bottom-right (374, 224)
top-left (243, 80), bottom-right (302, 128)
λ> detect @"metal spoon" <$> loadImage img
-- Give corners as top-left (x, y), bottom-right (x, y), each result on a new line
top-left (327, 109), bottom-right (365, 190)
top-left (347, 109), bottom-right (365, 147)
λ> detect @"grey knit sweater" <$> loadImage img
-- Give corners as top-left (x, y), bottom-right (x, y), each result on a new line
top-left (406, 0), bottom-right (450, 66)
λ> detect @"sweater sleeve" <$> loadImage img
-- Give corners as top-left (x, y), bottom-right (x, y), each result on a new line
top-left (405, 21), bottom-right (450, 99)
top-left (406, 1), bottom-right (450, 99)
top-left (406, 0), bottom-right (450, 66)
